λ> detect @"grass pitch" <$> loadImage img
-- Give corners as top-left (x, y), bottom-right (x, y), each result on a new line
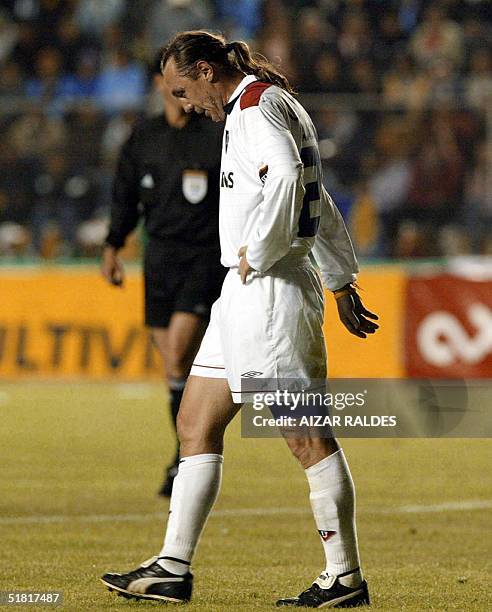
top-left (0, 382), bottom-right (490, 611)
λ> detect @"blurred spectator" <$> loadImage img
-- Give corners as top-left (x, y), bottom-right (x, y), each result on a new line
top-left (348, 58), bottom-right (379, 94)
top-left (437, 224), bottom-right (471, 256)
top-left (76, 214), bottom-right (110, 257)
top-left (257, 0), bottom-right (294, 82)
top-left (462, 16), bottom-right (491, 65)
top-left (349, 180), bottom-right (380, 257)
top-left (65, 104), bottom-right (105, 169)
top-left (8, 108), bottom-right (66, 161)
top-left (424, 57), bottom-right (462, 106)
top-left (74, 0), bottom-right (126, 40)
top-left (215, 0), bottom-right (263, 39)
top-left (0, 8), bottom-right (18, 64)
top-left (0, 59), bottom-right (24, 96)
top-left (337, 10), bottom-right (373, 63)
top-left (372, 10), bottom-right (408, 68)
top-left (0, 0), bottom-right (490, 259)
top-left (368, 120), bottom-right (412, 255)
top-left (9, 22), bottom-right (39, 77)
top-left (0, 141), bottom-right (34, 228)
top-left (24, 47), bottom-right (67, 113)
top-left (60, 51), bottom-right (99, 103)
top-left (382, 53), bottom-right (421, 108)
top-left (36, 0), bottom-right (73, 40)
top-left (96, 48), bottom-right (146, 114)
top-left (394, 220), bottom-right (428, 258)
top-left (312, 52), bottom-right (346, 93)
top-left (410, 5), bottom-right (463, 69)
top-left (5, 0), bottom-right (40, 22)
top-left (465, 48), bottom-right (492, 110)
top-left (101, 110), bottom-right (139, 166)
top-left (98, 23), bottom-right (124, 66)
top-left (406, 115), bottom-right (464, 228)
top-left (54, 16), bottom-right (91, 74)
top-left (464, 142), bottom-right (492, 251)
top-left (0, 220), bottom-right (30, 254)
top-left (292, 7), bottom-right (335, 91)
top-left (30, 149), bottom-right (98, 256)
top-left (397, 0), bottom-right (422, 35)
top-left (144, 0), bottom-right (213, 52)
top-left (120, 0), bottom-right (156, 45)
top-left (0, 140), bottom-right (33, 255)
top-left (99, 110), bottom-right (140, 211)
top-left (315, 107), bottom-right (364, 185)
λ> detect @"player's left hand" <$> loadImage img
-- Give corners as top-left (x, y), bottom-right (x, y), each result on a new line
top-left (336, 290), bottom-right (379, 338)
top-left (238, 246), bottom-right (254, 284)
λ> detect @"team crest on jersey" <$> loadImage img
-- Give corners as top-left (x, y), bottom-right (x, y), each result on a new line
top-left (182, 169), bottom-right (208, 204)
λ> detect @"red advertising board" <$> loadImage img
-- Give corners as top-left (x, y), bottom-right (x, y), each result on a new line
top-left (405, 274), bottom-right (492, 378)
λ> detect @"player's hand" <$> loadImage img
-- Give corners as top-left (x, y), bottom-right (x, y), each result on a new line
top-left (238, 246), bottom-right (254, 284)
top-left (336, 290), bottom-right (379, 338)
top-left (101, 245), bottom-right (124, 287)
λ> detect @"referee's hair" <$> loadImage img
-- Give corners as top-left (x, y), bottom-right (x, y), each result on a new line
top-left (161, 30), bottom-right (294, 94)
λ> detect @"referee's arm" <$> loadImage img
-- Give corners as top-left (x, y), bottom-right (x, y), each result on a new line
top-left (102, 132), bottom-right (141, 287)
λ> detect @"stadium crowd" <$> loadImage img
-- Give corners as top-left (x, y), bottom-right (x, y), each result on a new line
top-left (0, 0), bottom-right (490, 259)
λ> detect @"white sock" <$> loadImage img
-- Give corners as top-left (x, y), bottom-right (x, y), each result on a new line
top-left (305, 449), bottom-right (362, 587)
top-left (158, 453), bottom-right (223, 574)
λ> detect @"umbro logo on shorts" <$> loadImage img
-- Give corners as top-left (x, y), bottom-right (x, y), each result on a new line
top-left (318, 530), bottom-right (336, 541)
top-left (241, 371), bottom-right (263, 378)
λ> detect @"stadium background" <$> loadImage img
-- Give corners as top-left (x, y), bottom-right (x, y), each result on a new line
top-left (0, 1), bottom-right (491, 610)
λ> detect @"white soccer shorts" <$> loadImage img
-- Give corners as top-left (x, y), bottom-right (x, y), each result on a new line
top-left (190, 258), bottom-right (327, 403)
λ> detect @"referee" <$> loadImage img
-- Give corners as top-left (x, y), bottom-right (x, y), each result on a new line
top-left (101, 53), bottom-right (225, 496)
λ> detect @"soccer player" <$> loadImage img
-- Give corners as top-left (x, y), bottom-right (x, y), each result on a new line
top-left (101, 52), bottom-right (225, 496)
top-left (101, 31), bottom-right (379, 607)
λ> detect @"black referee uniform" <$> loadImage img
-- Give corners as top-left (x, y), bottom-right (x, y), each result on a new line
top-left (105, 111), bottom-right (225, 327)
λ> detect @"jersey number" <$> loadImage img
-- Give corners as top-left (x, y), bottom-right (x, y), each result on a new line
top-left (298, 146), bottom-right (321, 238)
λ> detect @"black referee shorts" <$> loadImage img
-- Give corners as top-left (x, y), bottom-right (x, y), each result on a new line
top-left (144, 242), bottom-right (226, 328)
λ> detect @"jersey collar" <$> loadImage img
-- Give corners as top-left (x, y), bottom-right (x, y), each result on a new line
top-left (223, 74), bottom-right (258, 115)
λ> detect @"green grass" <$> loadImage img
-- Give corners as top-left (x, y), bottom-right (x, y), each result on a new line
top-left (0, 383), bottom-right (490, 611)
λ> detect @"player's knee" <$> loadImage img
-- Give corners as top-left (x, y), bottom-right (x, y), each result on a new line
top-left (176, 410), bottom-right (193, 445)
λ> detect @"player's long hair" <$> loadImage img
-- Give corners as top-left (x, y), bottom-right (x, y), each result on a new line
top-left (161, 31), bottom-right (294, 94)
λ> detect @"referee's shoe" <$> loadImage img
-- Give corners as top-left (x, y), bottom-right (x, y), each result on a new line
top-left (100, 556), bottom-right (192, 603)
top-left (276, 570), bottom-right (370, 608)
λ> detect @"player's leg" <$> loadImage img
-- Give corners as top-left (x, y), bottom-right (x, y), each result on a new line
top-left (157, 287), bottom-right (240, 572)
top-left (165, 311), bottom-right (208, 436)
top-left (158, 374), bottom-right (240, 567)
top-left (152, 313), bottom-right (208, 496)
top-left (100, 375), bottom-right (239, 602)
top-left (285, 435), bottom-right (362, 576)
top-left (277, 434), bottom-right (369, 608)
top-left (101, 298), bottom-right (236, 603)
top-left (153, 252), bottom-right (225, 495)
top-left (143, 242), bottom-right (184, 494)
top-left (269, 264), bottom-right (368, 607)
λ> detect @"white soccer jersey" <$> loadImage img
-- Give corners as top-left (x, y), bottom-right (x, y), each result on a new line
top-left (219, 74), bottom-right (358, 291)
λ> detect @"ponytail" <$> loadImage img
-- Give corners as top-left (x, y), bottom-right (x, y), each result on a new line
top-left (161, 31), bottom-right (294, 94)
top-left (226, 40), bottom-right (294, 94)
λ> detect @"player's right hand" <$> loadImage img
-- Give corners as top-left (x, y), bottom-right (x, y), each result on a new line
top-left (101, 245), bottom-right (124, 287)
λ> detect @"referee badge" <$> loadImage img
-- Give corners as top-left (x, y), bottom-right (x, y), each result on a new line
top-left (182, 169), bottom-right (208, 204)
